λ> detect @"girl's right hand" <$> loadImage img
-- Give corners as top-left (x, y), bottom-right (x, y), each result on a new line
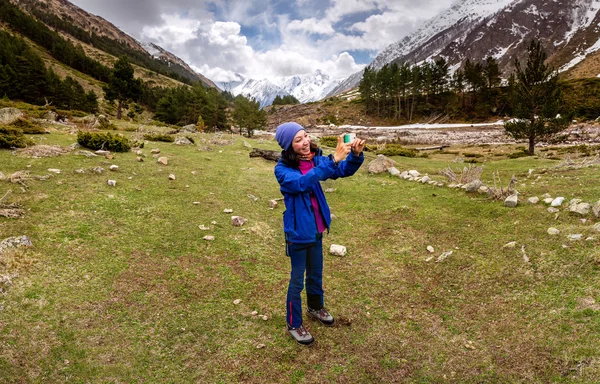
top-left (333, 134), bottom-right (352, 163)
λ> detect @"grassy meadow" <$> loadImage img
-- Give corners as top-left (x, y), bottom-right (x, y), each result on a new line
top-left (1, 123), bottom-right (600, 383)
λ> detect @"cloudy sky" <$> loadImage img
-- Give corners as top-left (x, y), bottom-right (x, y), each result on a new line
top-left (69, 0), bottom-right (456, 82)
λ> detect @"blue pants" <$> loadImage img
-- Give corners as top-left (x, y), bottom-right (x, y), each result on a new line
top-left (286, 237), bottom-right (325, 328)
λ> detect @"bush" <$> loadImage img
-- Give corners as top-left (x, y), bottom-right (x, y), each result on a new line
top-left (143, 133), bottom-right (175, 142)
top-left (0, 125), bottom-right (34, 148)
top-left (77, 131), bottom-right (131, 152)
top-left (376, 144), bottom-right (417, 158)
top-left (319, 135), bottom-right (338, 147)
top-left (10, 118), bottom-right (46, 134)
top-left (462, 152), bottom-right (483, 158)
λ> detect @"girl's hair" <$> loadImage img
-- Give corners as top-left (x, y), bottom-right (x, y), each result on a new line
top-left (281, 141), bottom-right (319, 167)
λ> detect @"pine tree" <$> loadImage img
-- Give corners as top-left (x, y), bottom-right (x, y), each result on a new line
top-left (103, 56), bottom-right (142, 119)
top-left (505, 40), bottom-right (570, 155)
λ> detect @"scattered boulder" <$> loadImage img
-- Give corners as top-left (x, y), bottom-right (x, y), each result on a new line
top-left (426, 246), bottom-right (434, 253)
top-left (569, 203), bottom-right (590, 216)
top-left (269, 200), bottom-right (278, 209)
top-left (329, 244), bottom-right (347, 256)
top-left (593, 223), bottom-right (600, 232)
top-left (174, 136), bottom-right (193, 145)
top-left (528, 197), bottom-right (539, 204)
top-left (463, 180), bottom-right (483, 193)
top-left (203, 235), bottom-right (215, 241)
top-left (136, 157), bottom-right (144, 162)
top-left (92, 167), bottom-right (104, 174)
top-left (224, 209), bottom-right (233, 213)
top-left (42, 110), bottom-right (58, 121)
top-left (47, 169), bottom-right (61, 174)
top-left (592, 201), bottom-right (600, 218)
top-left (504, 194), bottom-right (518, 207)
top-left (180, 124), bottom-right (198, 133)
top-left (109, 165), bottom-right (119, 171)
top-left (82, 115), bottom-right (97, 126)
top-left (0, 108), bottom-right (24, 125)
top-left (168, 174), bottom-right (176, 180)
top-left (569, 234), bottom-right (583, 241)
top-left (157, 157), bottom-right (168, 165)
top-left (75, 150), bottom-right (98, 157)
top-left (420, 175), bottom-right (431, 183)
top-left (151, 148), bottom-right (161, 154)
top-left (551, 197), bottom-right (565, 207)
top-left (107, 180), bottom-right (116, 186)
top-left (408, 170), bottom-right (420, 178)
top-left (367, 155), bottom-right (396, 174)
top-left (232, 216), bottom-right (247, 227)
top-left (0, 235), bottom-right (32, 253)
top-left (547, 207), bottom-right (560, 213)
top-left (547, 227), bottom-right (560, 235)
top-left (436, 251), bottom-right (453, 262)
top-left (543, 198), bottom-right (554, 204)
top-left (388, 167), bottom-right (400, 176)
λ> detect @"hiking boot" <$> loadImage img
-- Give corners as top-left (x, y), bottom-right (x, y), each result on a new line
top-left (287, 324), bottom-right (315, 346)
top-left (307, 307), bottom-right (335, 326)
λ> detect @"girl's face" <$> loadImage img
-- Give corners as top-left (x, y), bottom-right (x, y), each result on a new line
top-left (291, 130), bottom-right (311, 156)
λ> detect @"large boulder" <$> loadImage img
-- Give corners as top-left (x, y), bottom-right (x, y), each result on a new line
top-left (367, 154), bottom-right (396, 174)
top-left (0, 108), bottom-right (24, 125)
top-left (180, 124), bottom-right (198, 133)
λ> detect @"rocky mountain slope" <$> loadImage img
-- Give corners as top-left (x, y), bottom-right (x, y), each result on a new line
top-left (328, 0), bottom-right (600, 96)
top-left (13, 0), bottom-right (216, 88)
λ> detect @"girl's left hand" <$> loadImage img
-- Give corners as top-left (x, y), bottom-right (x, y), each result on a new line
top-left (351, 138), bottom-right (366, 155)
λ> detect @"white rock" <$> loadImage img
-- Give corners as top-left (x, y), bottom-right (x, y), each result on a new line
top-left (107, 180), bottom-right (116, 186)
top-left (256, 344), bottom-right (265, 349)
top-left (426, 246), bottom-right (434, 253)
top-left (503, 241), bottom-right (517, 248)
top-left (408, 170), bottom-right (420, 177)
top-left (203, 235), bottom-right (215, 241)
top-left (436, 251), bottom-right (453, 263)
top-left (261, 315), bottom-right (268, 321)
top-left (48, 168), bottom-right (61, 174)
top-left (109, 165), bottom-right (119, 171)
top-left (547, 227), bottom-right (560, 235)
top-left (388, 167), bottom-right (400, 176)
top-left (224, 209), bottom-right (233, 213)
top-left (551, 197), bottom-right (565, 207)
top-left (247, 194), bottom-right (259, 201)
top-left (569, 234), bottom-right (583, 241)
top-left (269, 200), bottom-right (278, 209)
top-left (211, 221), bottom-right (217, 225)
top-left (547, 207), bottom-right (560, 213)
top-left (543, 198), bottom-right (554, 204)
top-left (504, 195), bottom-right (518, 207)
top-left (157, 157), bottom-right (168, 165)
top-left (420, 175), bottom-right (431, 183)
top-left (528, 197), bottom-right (539, 204)
top-left (329, 244), bottom-right (347, 256)
top-left (74, 169), bottom-right (85, 174)
top-left (231, 216), bottom-right (246, 226)
top-left (199, 225), bottom-right (210, 230)
top-left (233, 299), bottom-right (241, 305)
top-left (168, 174), bottom-right (176, 180)
top-left (251, 311), bottom-right (258, 316)
top-left (193, 202), bottom-right (200, 205)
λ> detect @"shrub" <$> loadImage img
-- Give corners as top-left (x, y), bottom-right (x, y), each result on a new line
top-left (10, 118), bottom-right (46, 134)
top-left (143, 133), bottom-right (175, 142)
top-left (376, 144), bottom-right (417, 158)
top-left (319, 135), bottom-right (338, 147)
top-left (508, 148), bottom-right (529, 159)
top-left (77, 131), bottom-right (131, 152)
top-left (0, 125), bottom-right (34, 148)
top-left (462, 152), bottom-right (483, 158)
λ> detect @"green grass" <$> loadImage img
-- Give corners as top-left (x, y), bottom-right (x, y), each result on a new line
top-left (1, 122), bottom-right (600, 383)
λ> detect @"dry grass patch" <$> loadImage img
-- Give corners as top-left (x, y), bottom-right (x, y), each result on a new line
top-left (13, 145), bottom-right (72, 158)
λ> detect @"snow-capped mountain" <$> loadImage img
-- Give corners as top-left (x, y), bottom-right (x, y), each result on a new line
top-left (218, 70), bottom-right (344, 108)
top-left (328, 0), bottom-right (600, 97)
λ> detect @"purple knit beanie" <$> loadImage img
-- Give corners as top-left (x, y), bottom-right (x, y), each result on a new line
top-left (275, 122), bottom-right (305, 150)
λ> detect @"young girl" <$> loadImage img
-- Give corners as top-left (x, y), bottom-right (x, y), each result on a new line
top-left (274, 122), bottom-right (365, 346)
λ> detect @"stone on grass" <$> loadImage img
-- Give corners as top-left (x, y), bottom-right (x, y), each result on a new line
top-left (593, 201), bottom-right (600, 218)
top-left (233, 299), bottom-right (241, 305)
top-left (436, 251), bottom-right (453, 263)
top-left (420, 175), bottom-right (431, 183)
top-left (93, 167), bottom-right (104, 174)
top-left (367, 155), bottom-right (396, 174)
top-left (232, 216), bottom-right (247, 227)
top-left (570, 203), bottom-right (590, 216)
top-left (463, 180), bottom-right (483, 193)
top-left (426, 246), bottom-right (434, 253)
top-left (136, 157), bottom-right (144, 162)
top-left (269, 200), bottom-right (278, 209)
top-left (48, 169), bottom-right (61, 174)
top-left (547, 227), bottom-right (560, 235)
top-left (247, 194), bottom-right (259, 202)
top-left (203, 235), bottom-right (215, 241)
top-left (157, 157), bottom-right (168, 165)
top-left (503, 241), bottom-right (517, 248)
top-left (543, 198), bottom-right (554, 204)
top-left (569, 234), bottom-right (583, 241)
top-left (199, 225), bottom-right (209, 230)
top-left (175, 137), bottom-right (193, 145)
top-left (109, 165), bottom-right (119, 171)
top-left (107, 180), bottom-right (116, 186)
top-left (329, 244), bottom-right (347, 256)
top-left (74, 169), bottom-right (85, 174)
top-left (528, 197), bottom-right (539, 204)
top-left (0, 107), bottom-right (23, 125)
top-left (151, 148), bottom-right (161, 154)
top-left (223, 208), bottom-right (233, 213)
top-left (408, 170), bottom-right (420, 178)
top-left (0, 235), bottom-right (33, 252)
top-left (168, 174), bottom-right (176, 180)
top-left (547, 207), bottom-right (560, 213)
top-left (504, 194), bottom-right (518, 207)
top-left (551, 197), bottom-right (565, 207)
top-left (388, 167), bottom-right (400, 176)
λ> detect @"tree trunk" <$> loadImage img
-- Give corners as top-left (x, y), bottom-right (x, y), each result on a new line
top-left (528, 135), bottom-right (535, 156)
top-left (116, 99), bottom-right (123, 120)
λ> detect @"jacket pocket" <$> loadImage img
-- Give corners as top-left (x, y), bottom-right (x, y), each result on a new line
top-left (283, 210), bottom-right (297, 237)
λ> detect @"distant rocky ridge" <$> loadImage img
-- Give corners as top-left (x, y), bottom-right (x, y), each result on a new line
top-left (328, 0), bottom-right (600, 97)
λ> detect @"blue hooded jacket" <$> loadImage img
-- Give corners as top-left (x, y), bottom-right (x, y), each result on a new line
top-left (274, 148), bottom-right (364, 244)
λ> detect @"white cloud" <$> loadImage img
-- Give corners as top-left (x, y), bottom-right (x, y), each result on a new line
top-left (287, 18), bottom-right (335, 35)
top-left (326, 0), bottom-right (379, 23)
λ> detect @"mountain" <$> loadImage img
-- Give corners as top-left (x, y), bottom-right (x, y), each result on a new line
top-left (14, 0), bottom-right (216, 88)
top-left (217, 70), bottom-right (344, 108)
top-left (328, 0), bottom-right (600, 96)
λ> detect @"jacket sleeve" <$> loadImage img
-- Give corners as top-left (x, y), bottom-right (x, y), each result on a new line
top-left (330, 151), bottom-right (364, 179)
top-left (275, 159), bottom-right (338, 194)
